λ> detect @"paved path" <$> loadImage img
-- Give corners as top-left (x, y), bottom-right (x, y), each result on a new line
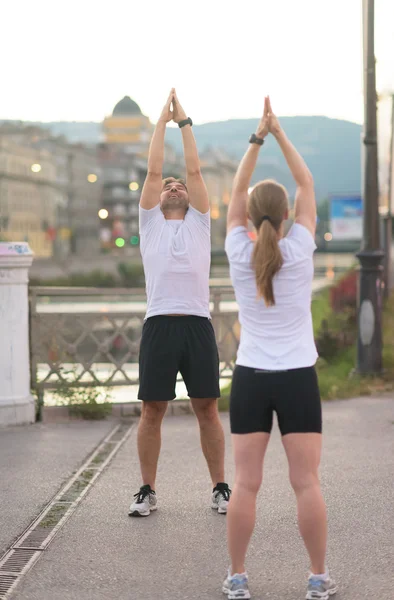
top-left (0, 421), bottom-right (115, 556)
top-left (2, 397), bottom-right (394, 599)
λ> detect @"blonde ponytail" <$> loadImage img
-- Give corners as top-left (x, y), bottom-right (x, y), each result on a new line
top-left (248, 179), bottom-right (289, 306)
top-left (253, 219), bottom-right (283, 306)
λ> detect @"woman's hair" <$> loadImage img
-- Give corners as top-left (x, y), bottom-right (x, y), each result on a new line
top-left (248, 179), bottom-right (289, 306)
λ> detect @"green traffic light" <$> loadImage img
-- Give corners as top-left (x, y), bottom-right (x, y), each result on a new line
top-left (130, 236), bottom-right (139, 246)
top-left (115, 237), bottom-right (125, 248)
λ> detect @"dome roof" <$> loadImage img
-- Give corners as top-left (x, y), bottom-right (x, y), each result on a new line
top-left (112, 96), bottom-right (141, 116)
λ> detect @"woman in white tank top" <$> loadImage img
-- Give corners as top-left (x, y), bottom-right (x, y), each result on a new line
top-left (221, 98), bottom-right (337, 600)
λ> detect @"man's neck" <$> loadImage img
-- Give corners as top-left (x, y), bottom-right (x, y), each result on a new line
top-left (163, 209), bottom-right (186, 220)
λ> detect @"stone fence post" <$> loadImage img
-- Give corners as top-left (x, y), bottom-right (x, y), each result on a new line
top-left (0, 242), bottom-right (35, 426)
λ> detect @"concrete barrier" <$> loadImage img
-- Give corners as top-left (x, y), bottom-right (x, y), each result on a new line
top-left (0, 242), bottom-right (35, 426)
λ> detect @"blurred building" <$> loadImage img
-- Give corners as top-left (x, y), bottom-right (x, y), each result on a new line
top-left (200, 148), bottom-right (237, 250)
top-left (0, 135), bottom-right (58, 257)
top-left (0, 123), bottom-right (100, 258)
top-left (103, 96), bottom-right (153, 157)
top-left (98, 143), bottom-right (146, 252)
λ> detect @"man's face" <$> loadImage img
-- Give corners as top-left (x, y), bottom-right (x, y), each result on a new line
top-left (160, 181), bottom-right (189, 213)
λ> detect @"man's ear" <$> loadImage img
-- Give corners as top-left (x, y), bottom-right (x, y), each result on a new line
top-left (284, 208), bottom-right (289, 220)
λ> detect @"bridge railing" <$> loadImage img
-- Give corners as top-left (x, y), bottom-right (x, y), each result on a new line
top-left (29, 286), bottom-right (240, 404)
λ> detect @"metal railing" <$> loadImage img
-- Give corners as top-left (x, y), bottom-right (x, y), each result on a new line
top-left (29, 286), bottom-right (240, 405)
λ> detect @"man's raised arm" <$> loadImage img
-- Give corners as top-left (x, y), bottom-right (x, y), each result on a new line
top-left (140, 89), bottom-right (174, 210)
top-left (172, 90), bottom-right (209, 214)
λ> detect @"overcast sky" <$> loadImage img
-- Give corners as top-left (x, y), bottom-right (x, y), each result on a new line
top-left (1, 0), bottom-right (393, 125)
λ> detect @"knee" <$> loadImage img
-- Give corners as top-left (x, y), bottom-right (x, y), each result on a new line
top-left (289, 469), bottom-right (320, 495)
top-left (141, 402), bottom-right (167, 424)
top-left (235, 473), bottom-right (262, 496)
top-left (193, 399), bottom-right (218, 423)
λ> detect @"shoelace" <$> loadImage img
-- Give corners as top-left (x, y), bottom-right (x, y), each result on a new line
top-left (215, 484), bottom-right (231, 502)
top-left (134, 486), bottom-right (152, 504)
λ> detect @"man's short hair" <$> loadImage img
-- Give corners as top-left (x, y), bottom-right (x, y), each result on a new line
top-left (161, 177), bottom-right (188, 191)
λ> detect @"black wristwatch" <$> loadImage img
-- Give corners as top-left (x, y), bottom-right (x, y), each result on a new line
top-left (249, 133), bottom-right (265, 146)
top-left (178, 117), bottom-right (193, 128)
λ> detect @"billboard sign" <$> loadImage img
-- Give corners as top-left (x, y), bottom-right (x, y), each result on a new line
top-left (330, 195), bottom-right (363, 241)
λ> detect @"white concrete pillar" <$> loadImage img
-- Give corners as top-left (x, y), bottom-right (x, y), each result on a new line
top-left (0, 242), bottom-right (35, 426)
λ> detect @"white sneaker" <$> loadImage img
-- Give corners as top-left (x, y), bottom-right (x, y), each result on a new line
top-left (222, 568), bottom-right (251, 599)
top-left (128, 484), bottom-right (157, 517)
top-left (211, 483), bottom-right (231, 514)
top-left (306, 572), bottom-right (338, 599)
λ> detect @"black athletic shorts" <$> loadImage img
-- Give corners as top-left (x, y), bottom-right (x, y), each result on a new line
top-left (138, 315), bottom-right (220, 401)
top-left (230, 365), bottom-right (322, 435)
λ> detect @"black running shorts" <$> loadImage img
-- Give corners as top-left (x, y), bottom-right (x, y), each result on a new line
top-left (138, 315), bottom-right (220, 401)
top-left (230, 365), bottom-right (322, 435)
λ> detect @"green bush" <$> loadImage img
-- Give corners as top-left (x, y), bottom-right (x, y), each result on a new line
top-left (52, 369), bottom-right (113, 420)
top-left (117, 262), bottom-right (145, 287)
top-left (30, 270), bottom-right (117, 288)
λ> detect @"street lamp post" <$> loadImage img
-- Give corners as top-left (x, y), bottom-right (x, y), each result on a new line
top-left (356, 0), bottom-right (384, 374)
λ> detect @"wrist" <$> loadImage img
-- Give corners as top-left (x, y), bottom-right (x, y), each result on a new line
top-left (249, 133), bottom-right (265, 146)
top-left (273, 128), bottom-right (285, 141)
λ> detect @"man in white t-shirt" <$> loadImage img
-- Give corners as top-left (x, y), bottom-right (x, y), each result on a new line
top-left (128, 89), bottom-right (231, 517)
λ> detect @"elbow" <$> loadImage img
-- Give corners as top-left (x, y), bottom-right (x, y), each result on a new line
top-left (147, 169), bottom-right (162, 178)
top-left (186, 167), bottom-right (202, 177)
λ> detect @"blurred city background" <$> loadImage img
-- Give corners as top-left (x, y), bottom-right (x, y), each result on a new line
top-left (0, 0), bottom-right (393, 286)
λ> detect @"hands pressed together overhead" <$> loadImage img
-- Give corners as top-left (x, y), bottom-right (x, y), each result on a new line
top-left (256, 96), bottom-right (282, 139)
top-left (159, 90), bottom-right (281, 138)
top-left (159, 88), bottom-right (187, 125)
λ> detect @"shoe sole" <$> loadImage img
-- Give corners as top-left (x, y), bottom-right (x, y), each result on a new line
top-left (222, 586), bottom-right (251, 599)
top-left (211, 503), bottom-right (228, 514)
top-left (306, 587), bottom-right (338, 600)
top-left (128, 506), bottom-right (157, 518)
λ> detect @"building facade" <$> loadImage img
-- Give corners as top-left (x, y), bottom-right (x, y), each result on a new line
top-left (0, 135), bottom-right (58, 257)
top-left (200, 148), bottom-right (237, 250)
top-left (103, 96), bottom-right (153, 156)
top-left (0, 124), bottom-right (101, 258)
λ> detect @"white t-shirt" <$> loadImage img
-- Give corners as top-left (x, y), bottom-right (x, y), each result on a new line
top-left (139, 203), bottom-right (211, 319)
top-left (225, 223), bottom-right (318, 370)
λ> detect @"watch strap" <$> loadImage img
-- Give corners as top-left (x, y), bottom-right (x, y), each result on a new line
top-left (178, 117), bottom-right (193, 128)
top-left (249, 133), bottom-right (265, 146)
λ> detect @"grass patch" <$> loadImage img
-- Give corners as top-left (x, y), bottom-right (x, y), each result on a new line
top-left (39, 504), bottom-right (69, 528)
top-left (311, 287), bottom-right (332, 337)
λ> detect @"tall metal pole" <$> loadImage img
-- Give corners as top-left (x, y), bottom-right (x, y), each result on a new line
top-left (356, 0), bottom-right (384, 373)
top-left (383, 94), bottom-right (394, 299)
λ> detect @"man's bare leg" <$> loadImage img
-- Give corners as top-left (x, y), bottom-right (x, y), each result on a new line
top-left (191, 398), bottom-right (225, 485)
top-left (138, 401), bottom-right (168, 489)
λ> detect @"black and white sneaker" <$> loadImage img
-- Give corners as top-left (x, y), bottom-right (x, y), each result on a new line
top-left (128, 484), bottom-right (157, 517)
top-left (211, 482), bottom-right (231, 514)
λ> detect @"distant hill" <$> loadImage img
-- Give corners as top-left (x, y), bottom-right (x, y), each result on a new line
top-left (166, 116), bottom-right (362, 201)
top-left (13, 116), bottom-right (362, 201)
